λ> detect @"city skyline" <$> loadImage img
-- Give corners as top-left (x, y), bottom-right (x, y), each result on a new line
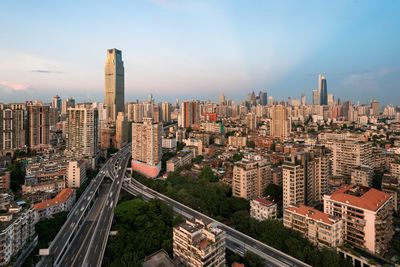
top-left (1, 1), bottom-right (399, 104)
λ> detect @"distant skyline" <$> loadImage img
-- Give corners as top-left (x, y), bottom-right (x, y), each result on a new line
top-left (1, 0), bottom-right (399, 105)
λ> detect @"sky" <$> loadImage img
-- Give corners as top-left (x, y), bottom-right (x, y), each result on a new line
top-left (0, 0), bottom-right (399, 105)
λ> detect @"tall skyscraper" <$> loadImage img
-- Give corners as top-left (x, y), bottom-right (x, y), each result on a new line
top-left (27, 101), bottom-right (50, 150)
top-left (52, 95), bottom-right (62, 112)
top-left (301, 94), bottom-right (306, 106)
top-left (319, 74), bottom-right (328, 105)
top-left (131, 118), bottom-right (162, 178)
top-left (259, 91), bottom-right (268, 105)
top-left (104, 48), bottom-right (124, 122)
top-left (270, 105), bottom-right (290, 139)
top-left (65, 104), bottom-right (99, 167)
top-left (161, 102), bottom-right (171, 123)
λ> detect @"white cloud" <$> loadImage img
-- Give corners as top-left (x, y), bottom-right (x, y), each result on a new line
top-left (0, 81), bottom-right (30, 91)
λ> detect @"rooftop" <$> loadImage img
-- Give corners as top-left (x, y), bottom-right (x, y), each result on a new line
top-left (253, 198), bottom-right (275, 207)
top-left (286, 205), bottom-right (339, 225)
top-left (328, 184), bottom-right (390, 211)
top-left (33, 188), bottom-right (75, 210)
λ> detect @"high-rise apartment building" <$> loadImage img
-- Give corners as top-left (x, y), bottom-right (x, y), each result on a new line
top-left (115, 112), bottom-right (128, 149)
top-left (51, 95), bottom-right (62, 112)
top-left (65, 104), bottom-right (99, 167)
top-left (173, 218), bottom-right (226, 267)
top-left (0, 103), bottom-right (26, 156)
top-left (131, 118), bottom-right (162, 178)
top-left (312, 89), bottom-right (320, 105)
top-left (283, 147), bottom-right (330, 208)
top-left (331, 140), bottom-right (372, 177)
top-left (161, 102), bottom-right (171, 123)
top-left (246, 112), bottom-right (257, 131)
top-left (323, 185), bottom-right (394, 255)
top-left (232, 155), bottom-right (271, 200)
top-left (270, 105), bottom-right (290, 139)
top-left (370, 99), bottom-right (380, 116)
top-left (319, 74), bottom-right (328, 105)
top-left (27, 102), bottom-right (50, 151)
top-left (179, 101), bottom-right (199, 128)
top-left (104, 48), bottom-right (124, 122)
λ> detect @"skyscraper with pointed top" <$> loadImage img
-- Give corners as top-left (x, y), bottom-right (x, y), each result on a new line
top-left (319, 74), bottom-right (328, 105)
top-left (104, 48), bottom-right (124, 122)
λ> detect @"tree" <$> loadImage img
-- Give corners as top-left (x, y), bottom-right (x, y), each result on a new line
top-left (8, 160), bottom-right (25, 192)
top-left (199, 166), bottom-right (218, 182)
top-left (232, 153), bottom-right (243, 162)
top-left (247, 140), bottom-right (256, 148)
top-left (263, 184), bottom-right (283, 202)
top-left (243, 251), bottom-right (264, 267)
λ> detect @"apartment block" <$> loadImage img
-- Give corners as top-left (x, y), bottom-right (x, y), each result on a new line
top-left (323, 185), bottom-right (394, 255)
top-left (173, 219), bottom-right (225, 267)
top-left (351, 165), bottom-right (373, 187)
top-left (283, 146), bottom-right (330, 208)
top-left (65, 105), bottom-right (99, 167)
top-left (284, 205), bottom-right (343, 248)
top-left (0, 170), bottom-right (10, 193)
top-left (331, 140), bottom-right (372, 177)
top-left (0, 104), bottom-right (26, 156)
top-left (250, 198), bottom-right (277, 220)
top-left (0, 203), bottom-right (36, 266)
top-left (27, 102), bottom-right (50, 151)
top-left (67, 160), bottom-right (87, 188)
top-left (131, 118), bottom-right (162, 178)
top-left (232, 155), bottom-right (271, 200)
top-left (228, 135), bottom-right (247, 148)
top-left (33, 188), bottom-right (76, 221)
top-left (166, 150), bottom-right (194, 173)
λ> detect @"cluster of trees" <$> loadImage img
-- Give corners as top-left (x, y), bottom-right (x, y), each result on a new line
top-left (134, 167), bottom-right (249, 222)
top-left (7, 160), bottom-right (25, 193)
top-left (134, 168), bottom-right (352, 267)
top-left (104, 198), bottom-right (181, 267)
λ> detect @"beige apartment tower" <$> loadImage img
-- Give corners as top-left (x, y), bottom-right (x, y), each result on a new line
top-left (27, 102), bottom-right (50, 150)
top-left (65, 105), bottom-right (99, 167)
top-left (104, 48), bottom-right (124, 122)
top-left (131, 118), bottom-right (162, 178)
top-left (270, 104), bottom-right (290, 139)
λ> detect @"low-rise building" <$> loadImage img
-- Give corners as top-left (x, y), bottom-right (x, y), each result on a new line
top-left (183, 138), bottom-right (203, 156)
top-left (173, 218), bottom-right (225, 267)
top-left (0, 170), bottom-right (10, 193)
top-left (22, 178), bottom-right (65, 194)
top-left (284, 205), bottom-right (343, 248)
top-left (166, 150), bottom-right (194, 173)
top-left (250, 198), bottom-right (277, 220)
top-left (228, 135), bottom-right (247, 149)
top-left (33, 188), bottom-right (76, 221)
top-left (162, 137), bottom-right (177, 150)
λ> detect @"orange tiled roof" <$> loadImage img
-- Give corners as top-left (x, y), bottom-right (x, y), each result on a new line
top-left (34, 188), bottom-right (75, 210)
top-left (254, 198), bottom-right (275, 207)
top-left (329, 184), bottom-right (390, 211)
top-left (286, 205), bottom-right (335, 225)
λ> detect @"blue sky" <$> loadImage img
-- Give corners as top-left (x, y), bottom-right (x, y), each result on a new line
top-left (0, 0), bottom-right (399, 105)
